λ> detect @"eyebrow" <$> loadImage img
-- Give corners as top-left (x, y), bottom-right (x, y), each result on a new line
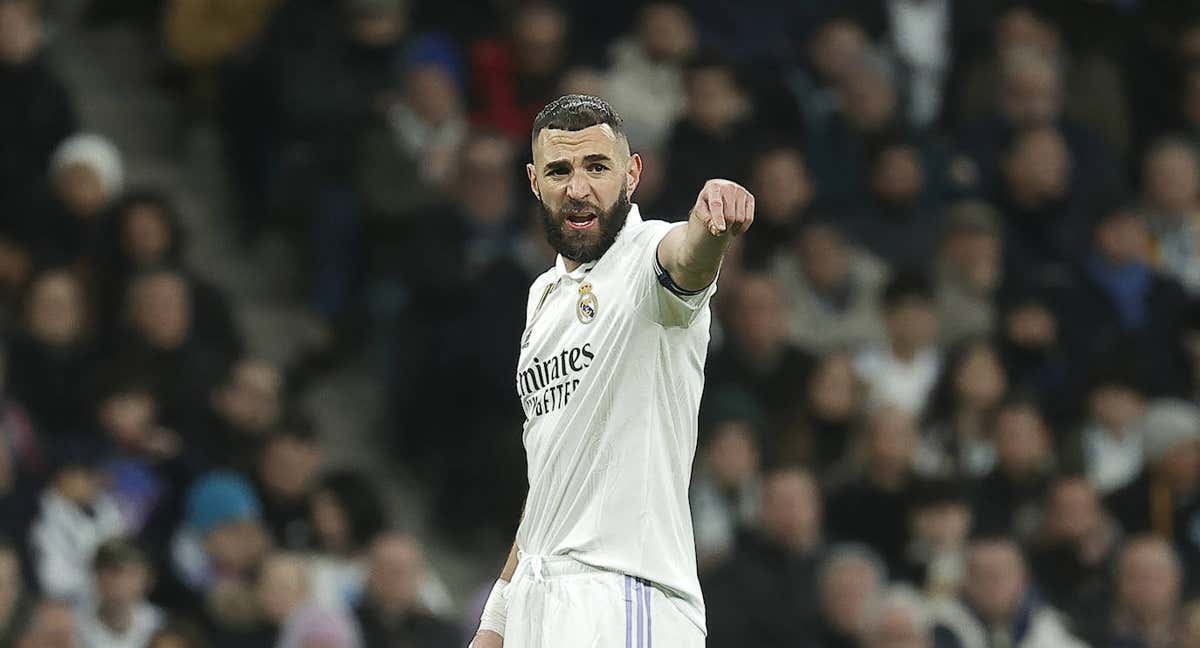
top-left (542, 154), bottom-right (615, 173)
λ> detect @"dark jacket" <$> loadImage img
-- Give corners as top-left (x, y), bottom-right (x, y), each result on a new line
top-left (0, 52), bottom-right (77, 223)
top-left (355, 604), bottom-right (460, 648)
top-left (825, 474), bottom-right (913, 573)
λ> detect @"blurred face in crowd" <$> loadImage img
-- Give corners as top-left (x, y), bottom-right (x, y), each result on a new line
top-left (346, 1), bottom-right (406, 49)
top-left (405, 65), bottom-right (460, 126)
top-left (1005, 301), bottom-right (1057, 349)
top-left (55, 162), bottom-right (110, 220)
top-left (26, 270), bottom-right (85, 347)
top-left (100, 389), bottom-right (156, 450)
top-left (529, 123), bottom-right (639, 264)
top-left (964, 539), bottom-right (1027, 626)
top-left (993, 404), bottom-right (1050, 478)
top-left (995, 7), bottom-right (1059, 57)
top-left (1004, 127), bottom-right (1070, 204)
top-left (311, 488), bottom-right (352, 555)
top-left (797, 223), bottom-right (850, 292)
top-left (706, 421), bottom-right (759, 489)
top-left (1156, 437), bottom-right (1200, 493)
top-left (729, 275), bottom-right (789, 359)
top-left (941, 225), bottom-right (1002, 292)
top-left (97, 561), bottom-right (151, 611)
top-left (954, 342), bottom-right (1007, 411)
top-left (513, 4), bottom-right (566, 78)
top-left (821, 555), bottom-right (882, 634)
top-left (0, 0), bottom-right (42, 65)
top-left (214, 359), bottom-right (283, 435)
top-left (911, 501), bottom-right (971, 554)
top-left (16, 600), bottom-right (76, 648)
top-left (884, 296), bottom-right (938, 353)
top-left (366, 534), bottom-right (423, 616)
top-left (1144, 141), bottom-right (1200, 216)
top-left (204, 518), bottom-right (269, 576)
top-left (840, 60), bottom-right (897, 133)
top-left (1118, 538), bottom-right (1181, 624)
top-left (1000, 49), bottom-right (1062, 127)
top-left (0, 549), bottom-right (21, 624)
top-left (256, 553), bottom-right (309, 625)
top-left (1094, 211), bottom-right (1151, 266)
top-left (865, 405), bottom-right (918, 477)
top-left (128, 273), bottom-right (192, 350)
top-left (686, 66), bottom-right (749, 133)
top-left (760, 469), bottom-right (821, 553)
top-left (810, 18), bottom-right (868, 84)
top-left (55, 465), bottom-right (103, 507)
top-left (751, 148), bottom-right (813, 225)
top-left (1042, 477), bottom-right (1102, 544)
top-left (464, 134), bottom-right (516, 225)
top-left (260, 435), bottom-right (322, 502)
top-left (1088, 384), bottom-right (1144, 432)
top-left (637, 3), bottom-right (695, 63)
top-left (862, 604), bottom-right (931, 648)
top-left (120, 201), bottom-right (174, 267)
top-left (872, 145), bottom-right (924, 206)
top-left (808, 352), bottom-right (859, 423)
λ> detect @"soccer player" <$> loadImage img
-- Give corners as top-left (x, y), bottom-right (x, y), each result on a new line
top-left (470, 94), bottom-right (754, 647)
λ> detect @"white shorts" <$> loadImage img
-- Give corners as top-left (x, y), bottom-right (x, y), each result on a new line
top-left (505, 556), bottom-right (705, 648)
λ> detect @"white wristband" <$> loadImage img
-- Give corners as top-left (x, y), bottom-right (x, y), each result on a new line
top-left (477, 579), bottom-right (510, 637)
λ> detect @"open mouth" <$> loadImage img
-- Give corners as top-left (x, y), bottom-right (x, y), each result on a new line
top-left (566, 212), bottom-right (598, 230)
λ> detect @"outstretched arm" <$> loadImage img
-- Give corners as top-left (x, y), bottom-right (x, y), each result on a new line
top-left (656, 179), bottom-right (755, 292)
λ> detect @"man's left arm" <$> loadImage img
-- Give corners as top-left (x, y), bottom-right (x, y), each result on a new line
top-left (656, 179), bottom-right (755, 293)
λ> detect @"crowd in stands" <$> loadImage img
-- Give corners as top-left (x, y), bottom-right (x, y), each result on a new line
top-left (10, 0), bottom-right (1200, 646)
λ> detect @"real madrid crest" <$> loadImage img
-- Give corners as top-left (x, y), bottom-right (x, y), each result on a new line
top-left (577, 281), bottom-right (599, 324)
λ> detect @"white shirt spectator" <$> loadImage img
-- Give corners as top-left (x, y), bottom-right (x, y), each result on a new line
top-left (854, 346), bottom-right (942, 414)
top-left (76, 603), bottom-right (163, 648)
top-left (1083, 422), bottom-right (1144, 495)
top-left (30, 491), bottom-right (126, 606)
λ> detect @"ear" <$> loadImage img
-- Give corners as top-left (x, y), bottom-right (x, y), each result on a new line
top-left (526, 163), bottom-right (540, 201)
top-left (626, 152), bottom-right (643, 199)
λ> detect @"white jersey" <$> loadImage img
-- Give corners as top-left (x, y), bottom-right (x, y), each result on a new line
top-left (514, 204), bottom-right (714, 634)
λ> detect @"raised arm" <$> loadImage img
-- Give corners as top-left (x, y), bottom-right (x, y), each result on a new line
top-left (656, 179), bottom-right (755, 292)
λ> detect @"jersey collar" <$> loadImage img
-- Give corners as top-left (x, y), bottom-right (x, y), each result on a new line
top-left (553, 203), bottom-right (642, 281)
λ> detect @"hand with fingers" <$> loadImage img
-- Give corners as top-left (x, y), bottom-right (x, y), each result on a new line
top-left (691, 179), bottom-right (755, 239)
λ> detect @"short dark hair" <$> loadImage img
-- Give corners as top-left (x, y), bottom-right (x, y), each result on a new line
top-left (532, 95), bottom-right (624, 141)
top-left (881, 271), bottom-right (934, 310)
top-left (94, 538), bottom-right (147, 571)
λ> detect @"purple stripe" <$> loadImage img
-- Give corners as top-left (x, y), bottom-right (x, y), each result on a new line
top-left (625, 576), bottom-right (632, 648)
top-left (636, 579), bottom-right (644, 648)
top-left (643, 578), bottom-right (652, 648)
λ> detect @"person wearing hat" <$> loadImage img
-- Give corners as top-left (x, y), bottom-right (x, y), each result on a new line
top-left (76, 539), bottom-right (164, 648)
top-left (934, 200), bottom-right (1004, 347)
top-left (43, 133), bottom-right (126, 259)
top-left (1106, 399), bottom-right (1200, 585)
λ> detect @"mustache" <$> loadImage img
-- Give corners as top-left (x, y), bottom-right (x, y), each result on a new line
top-left (558, 199), bottom-right (601, 218)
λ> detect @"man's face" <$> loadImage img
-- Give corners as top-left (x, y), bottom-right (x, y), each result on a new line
top-left (1044, 479), bottom-right (1100, 543)
top-left (822, 560), bottom-right (879, 633)
top-left (1001, 56), bottom-right (1061, 127)
top-left (965, 541), bottom-right (1026, 625)
top-left (798, 225), bottom-right (849, 290)
top-left (873, 146), bottom-right (924, 205)
top-left (260, 436), bottom-right (321, 501)
top-left (1006, 128), bottom-right (1070, 200)
top-left (366, 535), bottom-right (423, 615)
top-left (215, 360), bottom-right (282, 435)
top-left (863, 607), bottom-right (931, 648)
top-left (1145, 144), bottom-right (1200, 215)
top-left (528, 124), bottom-right (640, 263)
top-left (760, 471), bottom-right (821, 551)
top-left (97, 563), bottom-right (149, 609)
top-left (1118, 541), bottom-right (1180, 621)
top-left (129, 274), bottom-right (192, 350)
top-left (751, 149), bottom-right (813, 224)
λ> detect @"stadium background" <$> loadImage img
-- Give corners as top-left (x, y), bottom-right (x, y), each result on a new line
top-left (5, 0), bottom-right (1200, 646)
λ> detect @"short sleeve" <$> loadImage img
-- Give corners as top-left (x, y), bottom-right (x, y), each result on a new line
top-left (637, 221), bottom-right (718, 328)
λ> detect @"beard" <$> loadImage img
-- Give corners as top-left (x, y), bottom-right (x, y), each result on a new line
top-left (539, 186), bottom-right (631, 264)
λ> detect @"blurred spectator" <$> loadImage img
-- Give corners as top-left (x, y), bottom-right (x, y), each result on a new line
top-left (469, 2), bottom-right (567, 139)
top-left (0, 0), bottom-right (77, 221)
top-left (826, 404), bottom-right (919, 571)
top-left (1057, 205), bottom-right (1192, 401)
top-left (146, 624), bottom-right (209, 648)
top-left (604, 2), bottom-right (694, 151)
top-left (860, 585), bottom-right (934, 648)
top-left (658, 52), bottom-right (755, 219)
top-left (900, 479), bottom-right (971, 597)
top-left (0, 541), bottom-right (30, 648)
top-left (76, 539), bottom-right (164, 648)
top-left (916, 338), bottom-right (1008, 480)
top-left (354, 533), bottom-right (457, 648)
top-left (356, 34), bottom-right (467, 222)
top-left (163, 0), bottom-right (283, 72)
top-left (790, 14), bottom-right (869, 132)
top-left (812, 544), bottom-right (886, 648)
top-left (690, 416), bottom-right (762, 567)
top-left (278, 603), bottom-right (361, 648)
top-left (168, 472), bottom-right (270, 613)
top-left (706, 274), bottom-right (813, 436)
top-left (769, 219), bottom-right (887, 355)
top-left (931, 535), bottom-right (1087, 648)
top-left (9, 267), bottom-right (94, 438)
top-left (43, 134), bottom-right (126, 264)
top-left (30, 439), bottom-right (126, 605)
top-left (1074, 373), bottom-right (1148, 494)
top-left (304, 469), bottom-right (388, 608)
top-left (843, 137), bottom-right (946, 272)
top-left (1106, 400), bottom-right (1200, 587)
top-left (704, 467), bottom-right (821, 648)
top-left (14, 599), bottom-right (77, 648)
top-left (1140, 136), bottom-right (1200, 296)
top-left (784, 352), bottom-right (863, 476)
top-left (1103, 535), bottom-right (1183, 648)
top-left (934, 201), bottom-right (1004, 346)
top-left (201, 357), bottom-right (282, 472)
top-left (252, 552), bottom-right (310, 645)
top-left (996, 290), bottom-right (1070, 410)
top-left (255, 420), bottom-right (323, 549)
top-left (972, 398), bottom-right (1054, 541)
top-left (743, 146), bottom-right (815, 269)
top-left (854, 272), bottom-right (942, 414)
top-left (1028, 475), bottom-right (1120, 640)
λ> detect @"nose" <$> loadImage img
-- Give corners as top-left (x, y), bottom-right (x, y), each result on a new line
top-left (565, 171), bottom-right (590, 201)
